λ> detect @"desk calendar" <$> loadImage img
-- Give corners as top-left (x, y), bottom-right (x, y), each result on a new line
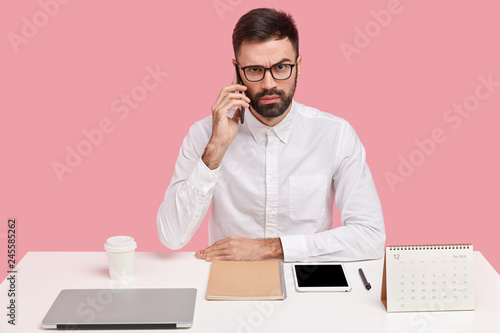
top-left (381, 244), bottom-right (474, 312)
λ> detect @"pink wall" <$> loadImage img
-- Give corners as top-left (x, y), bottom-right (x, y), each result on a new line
top-left (2, 0), bottom-right (499, 280)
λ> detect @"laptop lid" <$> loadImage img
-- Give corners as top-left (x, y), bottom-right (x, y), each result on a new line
top-left (42, 288), bottom-right (197, 330)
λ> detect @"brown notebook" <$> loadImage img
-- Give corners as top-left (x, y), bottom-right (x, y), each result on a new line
top-left (206, 260), bottom-right (286, 301)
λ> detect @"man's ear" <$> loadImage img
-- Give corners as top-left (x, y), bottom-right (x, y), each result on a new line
top-left (232, 59), bottom-right (237, 66)
top-left (296, 55), bottom-right (302, 78)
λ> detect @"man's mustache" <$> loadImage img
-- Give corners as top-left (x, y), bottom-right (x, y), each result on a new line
top-left (255, 89), bottom-right (285, 100)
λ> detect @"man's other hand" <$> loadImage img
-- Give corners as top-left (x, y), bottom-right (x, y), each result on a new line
top-left (195, 235), bottom-right (284, 261)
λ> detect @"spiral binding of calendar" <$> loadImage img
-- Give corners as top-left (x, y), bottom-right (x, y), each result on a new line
top-left (388, 243), bottom-right (472, 251)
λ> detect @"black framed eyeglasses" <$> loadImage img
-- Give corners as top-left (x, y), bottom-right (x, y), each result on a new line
top-left (238, 63), bottom-right (296, 82)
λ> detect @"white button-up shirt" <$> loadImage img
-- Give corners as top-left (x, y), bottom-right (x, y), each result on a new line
top-left (157, 100), bottom-right (385, 261)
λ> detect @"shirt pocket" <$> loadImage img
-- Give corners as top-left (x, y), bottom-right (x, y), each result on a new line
top-left (289, 175), bottom-right (327, 220)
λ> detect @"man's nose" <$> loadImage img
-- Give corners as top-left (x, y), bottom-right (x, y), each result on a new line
top-left (260, 69), bottom-right (278, 90)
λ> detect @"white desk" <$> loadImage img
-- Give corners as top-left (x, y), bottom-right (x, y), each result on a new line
top-left (1, 251), bottom-right (499, 332)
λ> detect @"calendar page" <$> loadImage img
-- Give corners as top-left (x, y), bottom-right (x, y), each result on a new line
top-left (381, 244), bottom-right (474, 312)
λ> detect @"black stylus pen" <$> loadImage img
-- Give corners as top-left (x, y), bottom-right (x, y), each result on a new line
top-left (358, 268), bottom-right (371, 290)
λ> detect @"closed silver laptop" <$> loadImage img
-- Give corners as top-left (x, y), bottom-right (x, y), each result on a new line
top-left (42, 288), bottom-right (197, 330)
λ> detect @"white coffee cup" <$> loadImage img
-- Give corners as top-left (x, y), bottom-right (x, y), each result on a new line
top-left (104, 236), bottom-right (137, 281)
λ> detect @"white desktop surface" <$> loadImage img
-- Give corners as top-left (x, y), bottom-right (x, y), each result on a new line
top-left (0, 251), bottom-right (499, 332)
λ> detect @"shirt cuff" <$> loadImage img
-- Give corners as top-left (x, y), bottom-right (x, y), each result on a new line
top-left (187, 158), bottom-right (220, 196)
top-left (280, 234), bottom-right (309, 262)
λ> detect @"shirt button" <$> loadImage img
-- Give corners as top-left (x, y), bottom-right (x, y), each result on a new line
top-left (195, 212), bottom-right (200, 218)
top-left (269, 178), bottom-right (275, 183)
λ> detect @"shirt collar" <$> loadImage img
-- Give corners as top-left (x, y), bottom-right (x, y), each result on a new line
top-left (245, 100), bottom-right (297, 144)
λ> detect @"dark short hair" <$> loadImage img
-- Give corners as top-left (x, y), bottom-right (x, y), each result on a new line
top-left (232, 8), bottom-right (299, 61)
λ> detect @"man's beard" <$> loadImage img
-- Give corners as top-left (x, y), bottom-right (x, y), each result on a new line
top-left (246, 73), bottom-right (297, 118)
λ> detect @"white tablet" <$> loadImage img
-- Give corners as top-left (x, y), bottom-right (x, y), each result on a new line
top-left (292, 263), bottom-right (352, 292)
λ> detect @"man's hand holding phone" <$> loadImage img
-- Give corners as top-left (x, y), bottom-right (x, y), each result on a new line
top-left (202, 77), bottom-right (250, 170)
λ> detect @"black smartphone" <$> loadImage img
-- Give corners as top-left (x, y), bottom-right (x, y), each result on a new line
top-left (234, 64), bottom-right (245, 124)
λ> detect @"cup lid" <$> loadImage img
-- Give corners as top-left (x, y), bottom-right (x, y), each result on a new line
top-left (104, 236), bottom-right (137, 252)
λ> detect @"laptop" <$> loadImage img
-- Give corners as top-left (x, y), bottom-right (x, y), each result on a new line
top-left (42, 288), bottom-right (197, 330)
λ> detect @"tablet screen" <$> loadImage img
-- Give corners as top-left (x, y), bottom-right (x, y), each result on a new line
top-left (294, 264), bottom-right (349, 288)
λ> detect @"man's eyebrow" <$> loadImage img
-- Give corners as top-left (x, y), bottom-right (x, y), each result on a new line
top-left (245, 58), bottom-right (294, 67)
top-left (275, 58), bottom-right (293, 64)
